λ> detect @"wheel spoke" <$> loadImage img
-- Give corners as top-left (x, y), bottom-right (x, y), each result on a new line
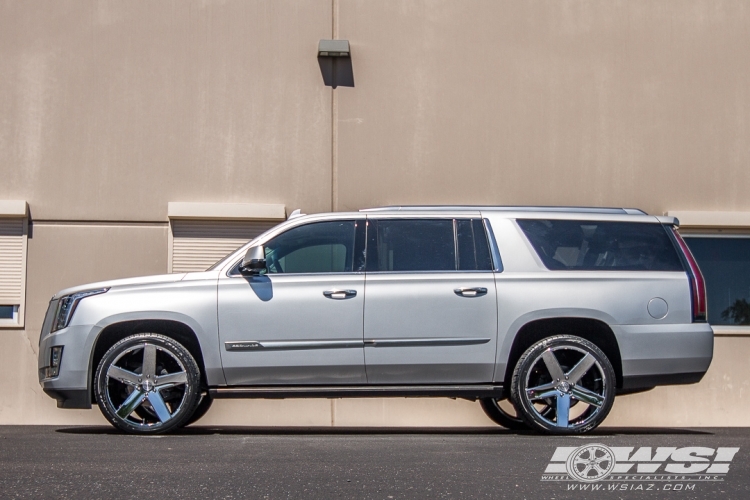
top-left (556, 393), bottom-right (571, 427)
top-left (147, 391), bottom-right (172, 423)
top-left (542, 350), bottom-right (565, 382)
top-left (571, 385), bottom-right (604, 407)
top-left (528, 388), bottom-right (559, 401)
top-left (526, 381), bottom-right (556, 394)
top-left (155, 371), bottom-right (187, 389)
top-left (141, 344), bottom-right (157, 380)
top-left (107, 365), bottom-right (140, 386)
top-left (566, 353), bottom-right (596, 385)
top-left (116, 389), bottom-right (146, 418)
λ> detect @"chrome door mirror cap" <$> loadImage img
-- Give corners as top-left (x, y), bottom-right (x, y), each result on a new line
top-left (240, 245), bottom-right (267, 275)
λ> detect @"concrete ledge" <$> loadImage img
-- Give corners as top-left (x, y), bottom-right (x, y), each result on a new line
top-left (168, 202), bottom-right (286, 220)
top-left (712, 326), bottom-right (750, 337)
top-left (0, 200), bottom-right (28, 218)
top-left (667, 210), bottom-right (750, 228)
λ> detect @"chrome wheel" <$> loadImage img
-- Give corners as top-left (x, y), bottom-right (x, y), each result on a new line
top-left (95, 333), bottom-right (201, 434)
top-left (510, 335), bottom-right (615, 434)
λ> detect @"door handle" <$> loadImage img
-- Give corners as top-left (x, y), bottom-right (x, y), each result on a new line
top-left (454, 287), bottom-right (488, 297)
top-left (323, 289), bottom-right (357, 300)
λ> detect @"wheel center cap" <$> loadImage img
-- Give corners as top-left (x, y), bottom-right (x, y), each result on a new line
top-left (142, 380), bottom-right (154, 392)
top-left (558, 381), bottom-right (571, 393)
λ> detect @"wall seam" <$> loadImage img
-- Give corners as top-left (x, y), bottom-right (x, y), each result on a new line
top-left (331, 0), bottom-right (339, 214)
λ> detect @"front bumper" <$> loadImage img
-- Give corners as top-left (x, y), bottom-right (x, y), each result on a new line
top-left (38, 323), bottom-right (96, 409)
top-left (43, 388), bottom-right (91, 409)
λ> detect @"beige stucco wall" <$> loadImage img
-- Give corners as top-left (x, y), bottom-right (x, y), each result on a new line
top-left (0, 0), bottom-right (334, 221)
top-left (335, 1), bottom-right (750, 215)
top-left (1, 1), bottom-right (749, 426)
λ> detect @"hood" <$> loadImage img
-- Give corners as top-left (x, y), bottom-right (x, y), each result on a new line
top-left (53, 273), bottom-right (186, 299)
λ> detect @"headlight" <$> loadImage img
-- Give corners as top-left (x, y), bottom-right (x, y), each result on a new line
top-left (51, 288), bottom-right (109, 332)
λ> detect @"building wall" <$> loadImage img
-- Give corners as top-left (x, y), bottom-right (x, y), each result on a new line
top-left (1, 0), bottom-right (749, 426)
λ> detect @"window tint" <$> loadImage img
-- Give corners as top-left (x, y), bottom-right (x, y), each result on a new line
top-left (263, 221), bottom-right (359, 274)
top-left (684, 236), bottom-right (750, 326)
top-left (367, 219), bottom-right (455, 272)
top-left (517, 220), bottom-right (683, 271)
top-left (457, 219), bottom-right (493, 271)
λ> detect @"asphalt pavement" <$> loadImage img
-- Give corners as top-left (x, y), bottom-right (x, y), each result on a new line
top-left (0, 425), bottom-right (749, 499)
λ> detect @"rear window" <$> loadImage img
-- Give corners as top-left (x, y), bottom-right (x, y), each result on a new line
top-left (517, 219), bottom-right (684, 271)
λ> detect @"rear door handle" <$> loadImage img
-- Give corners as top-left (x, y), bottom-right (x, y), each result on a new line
top-left (323, 289), bottom-right (357, 300)
top-left (454, 287), bottom-right (488, 297)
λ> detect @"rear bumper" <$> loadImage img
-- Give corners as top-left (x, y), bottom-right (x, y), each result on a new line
top-left (615, 323), bottom-right (713, 390)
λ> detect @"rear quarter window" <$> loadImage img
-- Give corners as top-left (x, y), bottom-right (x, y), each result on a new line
top-left (517, 219), bottom-right (684, 271)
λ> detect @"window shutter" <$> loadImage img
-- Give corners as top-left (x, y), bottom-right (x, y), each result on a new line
top-left (170, 219), bottom-right (278, 273)
top-left (0, 218), bottom-right (26, 305)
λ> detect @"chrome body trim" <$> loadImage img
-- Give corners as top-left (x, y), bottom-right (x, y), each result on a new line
top-left (363, 337), bottom-right (491, 347)
top-left (454, 287), bottom-right (488, 297)
top-left (323, 289), bottom-right (357, 299)
top-left (225, 340), bottom-right (363, 351)
top-left (225, 337), bottom-right (492, 351)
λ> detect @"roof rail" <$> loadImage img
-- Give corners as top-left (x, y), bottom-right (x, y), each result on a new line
top-left (360, 205), bottom-right (647, 215)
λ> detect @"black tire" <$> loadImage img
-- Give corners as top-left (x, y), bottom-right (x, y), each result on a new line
top-left (510, 335), bottom-right (616, 435)
top-left (185, 395), bottom-right (214, 426)
top-left (479, 398), bottom-right (530, 430)
top-left (94, 333), bottom-right (202, 435)
top-left (480, 397), bottom-right (556, 430)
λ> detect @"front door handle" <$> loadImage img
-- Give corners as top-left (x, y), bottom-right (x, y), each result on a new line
top-left (323, 289), bottom-right (357, 300)
top-left (454, 287), bottom-right (488, 297)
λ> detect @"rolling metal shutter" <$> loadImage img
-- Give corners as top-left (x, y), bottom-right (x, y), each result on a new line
top-left (0, 218), bottom-right (26, 305)
top-left (170, 219), bottom-right (278, 273)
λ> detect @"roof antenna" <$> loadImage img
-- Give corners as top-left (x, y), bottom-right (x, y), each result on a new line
top-left (288, 208), bottom-right (305, 219)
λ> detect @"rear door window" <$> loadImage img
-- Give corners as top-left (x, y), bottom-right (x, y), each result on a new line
top-left (366, 219), bottom-right (455, 272)
top-left (366, 218), bottom-right (493, 272)
top-left (517, 219), bottom-right (683, 271)
top-left (457, 219), bottom-right (494, 271)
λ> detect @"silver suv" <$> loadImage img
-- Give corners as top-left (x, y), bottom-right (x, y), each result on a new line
top-left (38, 206), bottom-right (713, 434)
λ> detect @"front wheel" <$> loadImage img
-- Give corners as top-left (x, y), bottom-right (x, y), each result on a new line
top-left (510, 335), bottom-right (616, 434)
top-left (94, 333), bottom-right (202, 435)
top-left (185, 395), bottom-right (214, 426)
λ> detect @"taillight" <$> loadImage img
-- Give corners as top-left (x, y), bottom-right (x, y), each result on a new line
top-left (671, 228), bottom-right (707, 322)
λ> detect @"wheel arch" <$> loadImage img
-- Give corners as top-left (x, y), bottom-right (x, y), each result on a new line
top-left (89, 319), bottom-right (209, 403)
top-left (502, 317), bottom-right (623, 389)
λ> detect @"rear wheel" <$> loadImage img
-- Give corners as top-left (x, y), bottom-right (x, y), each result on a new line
top-left (479, 398), bottom-right (530, 430)
top-left (94, 333), bottom-right (202, 435)
top-left (510, 335), bottom-right (616, 434)
top-left (480, 397), bottom-right (554, 430)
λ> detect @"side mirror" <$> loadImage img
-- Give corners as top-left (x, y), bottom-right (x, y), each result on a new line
top-left (240, 245), bottom-right (267, 275)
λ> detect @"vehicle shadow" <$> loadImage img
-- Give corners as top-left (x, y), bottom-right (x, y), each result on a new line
top-left (55, 426), bottom-right (715, 436)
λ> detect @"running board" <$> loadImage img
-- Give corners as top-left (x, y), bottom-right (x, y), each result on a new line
top-left (209, 384), bottom-right (504, 400)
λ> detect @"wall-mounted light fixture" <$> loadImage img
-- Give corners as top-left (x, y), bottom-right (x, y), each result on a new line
top-left (318, 39), bottom-right (350, 57)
